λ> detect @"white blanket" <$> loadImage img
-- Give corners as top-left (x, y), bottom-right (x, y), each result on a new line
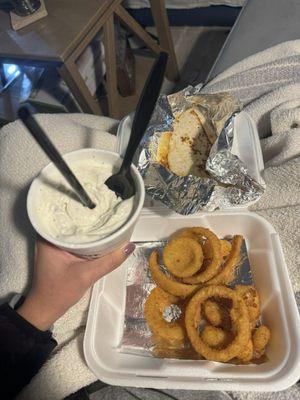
top-left (0, 40), bottom-right (300, 400)
top-left (202, 40), bottom-right (300, 400)
top-left (0, 114), bottom-right (119, 399)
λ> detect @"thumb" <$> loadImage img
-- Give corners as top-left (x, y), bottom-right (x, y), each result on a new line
top-left (87, 242), bottom-right (136, 282)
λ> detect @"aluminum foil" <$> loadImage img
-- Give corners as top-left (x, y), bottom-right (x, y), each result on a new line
top-left (119, 239), bottom-right (255, 361)
top-left (137, 87), bottom-right (265, 214)
top-left (163, 304), bottom-right (182, 323)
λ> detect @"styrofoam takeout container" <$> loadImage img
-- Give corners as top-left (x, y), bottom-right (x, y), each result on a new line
top-left (84, 212), bottom-right (300, 391)
top-left (84, 113), bottom-right (300, 391)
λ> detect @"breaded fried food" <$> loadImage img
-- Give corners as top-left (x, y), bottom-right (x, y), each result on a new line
top-left (163, 237), bottom-right (204, 278)
top-left (201, 326), bottom-right (233, 348)
top-left (185, 285), bottom-right (251, 362)
top-left (182, 227), bottom-right (223, 284)
top-left (220, 240), bottom-right (232, 259)
top-left (237, 339), bottom-right (253, 363)
top-left (252, 325), bottom-right (271, 359)
top-left (207, 235), bottom-right (243, 285)
top-left (236, 285), bottom-right (260, 325)
top-left (203, 239), bottom-right (231, 260)
top-left (144, 287), bottom-right (185, 347)
top-left (174, 229), bottom-right (200, 242)
top-left (149, 250), bottom-right (200, 298)
top-left (203, 299), bottom-right (231, 330)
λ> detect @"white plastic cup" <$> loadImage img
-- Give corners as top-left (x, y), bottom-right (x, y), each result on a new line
top-left (27, 148), bottom-right (145, 258)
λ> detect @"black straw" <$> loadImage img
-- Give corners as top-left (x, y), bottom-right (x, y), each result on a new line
top-left (18, 104), bottom-right (96, 209)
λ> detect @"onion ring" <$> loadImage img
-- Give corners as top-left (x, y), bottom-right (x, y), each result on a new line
top-left (235, 285), bottom-right (260, 325)
top-left (149, 251), bottom-right (200, 298)
top-left (182, 227), bottom-right (222, 284)
top-left (163, 237), bottom-right (204, 278)
top-left (201, 326), bottom-right (233, 348)
top-left (206, 235), bottom-right (243, 285)
top-left (178, 230), bottom-right (230, 262)
top-left (252, 325), bottom-right (271, 358)
top-left (175, 229), bottom-right (199, 242)
top-left (220, 240), bottom-right (232, 259)
top-left (203, 239), bottom-right (231, 260)
top-left (237, 339), bottom-right (253, 363)
top-left (144, 287), bottom-right (185, 347)
top-left (203, 299), bottom-right (231, 329)
top-left (185, 285), bottom-right (251, 362)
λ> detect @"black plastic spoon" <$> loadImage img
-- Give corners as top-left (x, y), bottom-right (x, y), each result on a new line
top-left (105, 51), bottom-right (168, 199)
top-left (18, 104), bottom-right (96, 209)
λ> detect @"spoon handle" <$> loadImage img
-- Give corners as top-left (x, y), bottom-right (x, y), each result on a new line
top-left (122, 51), bottom-right (169, 170)
top-left (18, 104), bottom-right (96, 209)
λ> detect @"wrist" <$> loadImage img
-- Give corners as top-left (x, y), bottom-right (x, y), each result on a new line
top-left (16, 294), bottom-right (61, 331)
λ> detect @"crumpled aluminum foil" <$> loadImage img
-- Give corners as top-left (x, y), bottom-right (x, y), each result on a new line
top-left (137, 87), bottom-right (265, 214)
top-left (119, 240), bottom-right (254, 360)
top-left (163, 304), bottom-right (182, 323)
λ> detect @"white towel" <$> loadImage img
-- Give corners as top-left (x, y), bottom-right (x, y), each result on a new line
top-left (203, 40), bottom-right (300, 400)
top-left (261, 99), bottom-right (300, 167)
top-left (202, 41), bottom-right (300, 137)
top-left (271, 99), bottom-right (300, 134)
top-left (0, 113), bottom-right (119, 400)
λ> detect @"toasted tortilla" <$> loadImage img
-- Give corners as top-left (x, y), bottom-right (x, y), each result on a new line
top-left (167, 109), bottom-right (211, 177)
top-left (157, 132), bottom-right (171, 168)
top-left (192, 108), bottom-right (217, 145)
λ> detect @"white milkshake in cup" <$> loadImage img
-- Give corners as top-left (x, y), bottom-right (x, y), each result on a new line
top-left (27, 149), bottom-right (145, 258)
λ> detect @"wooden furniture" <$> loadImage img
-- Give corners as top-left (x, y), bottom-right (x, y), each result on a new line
top-left (0, 0), bottom-right (179, 118)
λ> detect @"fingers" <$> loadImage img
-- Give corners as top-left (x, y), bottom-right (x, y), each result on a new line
top-left (87, 243), bottom-right (136, 282)
top-left (36, 239), bottom-right (83, 262)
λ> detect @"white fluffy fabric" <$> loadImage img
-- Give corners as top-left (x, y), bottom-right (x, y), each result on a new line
top-left (0, 113), bottom-right (118, 400)
top-left (203, 40), bottom-right (300, 400)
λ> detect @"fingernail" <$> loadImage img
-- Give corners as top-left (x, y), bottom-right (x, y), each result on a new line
top-left (124, 243), bottom-right (135, 256)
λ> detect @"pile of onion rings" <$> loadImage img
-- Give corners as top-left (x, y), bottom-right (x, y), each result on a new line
top-left (144, 226), bottom-right (271, 364)
top-left (149, 226), bottom-right (243, 295)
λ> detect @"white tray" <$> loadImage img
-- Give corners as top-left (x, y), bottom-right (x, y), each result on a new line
top-left (84, 211), bottom-right (300, 392)
top-left (115, 111), bottom-right (265, 213)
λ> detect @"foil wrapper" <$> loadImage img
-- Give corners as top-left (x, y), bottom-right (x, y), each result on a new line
top-left (137, 87), bottom-right (265, 214)
top-left (163, 304), bottom-right (182, 323)
top-left (119, 239), bottom-right (254, 361)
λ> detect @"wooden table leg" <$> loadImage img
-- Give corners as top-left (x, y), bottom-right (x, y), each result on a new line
top-left (115, 5), bottom-right (161, 56)
top-left (149, 0), bottom-right (179, 81)
top-left (103, 14), bottom-right (120, 119)
top-left (58, 60), bottom-right (102, 115)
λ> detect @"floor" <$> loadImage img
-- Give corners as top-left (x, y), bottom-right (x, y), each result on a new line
top-left (0, 26), bottom-right (229, 126)
top-left (116, 26), bottom-right (229, 116)
top-left (159, 26), bottom-right (229, 93)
